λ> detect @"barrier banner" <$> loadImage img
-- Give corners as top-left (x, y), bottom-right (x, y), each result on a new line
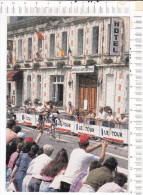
top-left (15, 113), bottom-right (128, 144)
top-left (74, 122), bottom-right (100, 137)
top-left (15, 113), bottom-right (24, 123)
top-left (24, 114), bottom-right (36, 126)
top-left (100, 126), bottom-right (127, 144)
top-left (58, 119), bottom-right (74, 132)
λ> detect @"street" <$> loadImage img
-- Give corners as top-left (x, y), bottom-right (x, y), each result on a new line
top-left (20, 124), bottom-right (128, 191)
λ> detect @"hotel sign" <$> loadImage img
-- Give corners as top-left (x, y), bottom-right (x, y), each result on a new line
top-left (72, 65), bottom-right (94, 73)
top-left (110, 18), bottom-right (123, 55)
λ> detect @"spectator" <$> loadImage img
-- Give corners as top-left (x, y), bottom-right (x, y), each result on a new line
top-left (28, 145), bottom-right (54, 192)
top-left (74, 109), bottom-right (80, 122)
top-left (69, 160), bottom-right (102, 192)
top-left (106, 110), bottom-right (114, 122)
top-left (60, 135), bottom-right (108, 192)
top-left (22, 130), bottom-right (43, 153)
top-left (16, 132), bottom-right (26, 144)
top-left (25, 102), bottom-right (31, 114)
top-left (115, 113), bottom-right (128, 128)
top-left (67, 101), bottom-right (75, 120)
top-left (6, 126), bottom-right (22, 165)
top-left (6, 120), bottom-right (16, 145)
top-left (6, 143), bottom-right (24, 182)
top-left (96, 107), bottom-right (107, 121)
top-left (10, 144), bottom-right (39, 192)
top-left (97, 172), bottom-right (127, 192)
top-left (87, 109), bottom-right (96, 125)
top-left (103, 110), bottom-right (115, 128)
top-left (39, 148), bottom-right (68, 192)
top-left (80, 157), bottom-right (118, 192)
top-left (22, 146), bottom-right (45, 192)
top-left (22, 159), bottom-right (36, 192)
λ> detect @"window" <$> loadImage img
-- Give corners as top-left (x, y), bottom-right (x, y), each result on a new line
top-left (37, 75), bottom-right (41, 100)
top-left (92, 26), bottom-right (99, 54)
top-left (107, 24), bottom-right (111, 53)
top-left (18, 39), bottom-right (22, 60)
top-left (27, 75), bottom-right (31, 99)
top-left (52, 76), bottom-right (64, 104)
top-left (77, 29), bottom-right (83, 55)
top-left (50, 34), bottom-right (55, 57)
top-left (62, 32), bottom-right (67, 56)
top-left (28, 38), bottom-right (32, 59)
top-left (38, 38), bottom-right (42, 53)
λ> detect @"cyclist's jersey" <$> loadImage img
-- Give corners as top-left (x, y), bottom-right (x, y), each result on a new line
top-left (36, 105), bottom-right (44, 113)
top-left (49, 113), bottom-right (58, 118)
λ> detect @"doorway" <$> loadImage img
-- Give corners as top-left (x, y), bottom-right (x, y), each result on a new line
top-left (79, 75), bottom-right (97, 112)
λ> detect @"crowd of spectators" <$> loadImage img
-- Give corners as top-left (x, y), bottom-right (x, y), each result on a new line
top-left (11, 101), bottom-right (128, 129)
top-left (6, 119), bottom-right (127, 192)
top-left (66, 103), bottom-right (128, 129)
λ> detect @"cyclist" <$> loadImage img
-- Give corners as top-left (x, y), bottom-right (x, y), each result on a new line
top-left (35, 101), bottom-right (45, 129)
top-left (48, 102), bottom-right (62, 139)
top-left (43, 101), bottom-right (51, 121)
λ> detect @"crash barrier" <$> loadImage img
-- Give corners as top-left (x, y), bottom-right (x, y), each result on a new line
top-left (15, 113), bottom-right (128, 144)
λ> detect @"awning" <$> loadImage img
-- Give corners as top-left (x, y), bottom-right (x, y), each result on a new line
top-left (7, 71), bottom-right (23, 81)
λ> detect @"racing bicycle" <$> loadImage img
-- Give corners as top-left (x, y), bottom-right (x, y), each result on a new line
top-left (49, 118), bottom-right (61, 141)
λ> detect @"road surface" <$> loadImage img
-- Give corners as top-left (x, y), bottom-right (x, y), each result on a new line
top-left (20, 124), bottom-right (128, 191)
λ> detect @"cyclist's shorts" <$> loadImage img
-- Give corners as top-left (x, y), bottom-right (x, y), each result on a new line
top-left (38, 114), bottom-right (43, 121)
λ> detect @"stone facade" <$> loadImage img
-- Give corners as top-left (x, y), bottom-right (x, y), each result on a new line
top-left (7, 16), bottom-right (129, 116)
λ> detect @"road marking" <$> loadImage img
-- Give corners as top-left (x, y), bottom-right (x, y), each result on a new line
top-left (62, 134), bottom-right (128, 152)
top-left (117, 166), bottom-right (128, 175)
top-left (106, 152), bottom-right (128, 161)
top-left (22, 127), bottom-right (128, 161)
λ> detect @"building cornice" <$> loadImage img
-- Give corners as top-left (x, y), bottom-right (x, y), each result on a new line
top-left (7, 16), bottom-right (113, 37)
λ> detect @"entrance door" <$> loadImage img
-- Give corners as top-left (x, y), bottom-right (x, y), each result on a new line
top-left (79, 75), bottom-right (97, 112)
top-left (58, 84), bottom-right (63, 102)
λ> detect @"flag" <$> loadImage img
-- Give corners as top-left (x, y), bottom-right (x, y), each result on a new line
top-left (68, 46), bottom-right (72, 54)
top-left (36, 26), bottom-right (44, 40)
top-left (58, 47), bottom-right (65, 59)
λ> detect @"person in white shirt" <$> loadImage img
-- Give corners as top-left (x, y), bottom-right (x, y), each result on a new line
top-left (96, 107), bottom-right (107, 121)
top-left (60, 134), bottom-right (108, 192)
top-left (106, 110), bottom-right (114, 122)
top-left (36, 101), bottom-right (45, 129)
top-left (104, 110), bottom-right (115, 128)
top-left (28, 144), bottom-right (54, 192)
top-left (115, 113), bottom-right (128, 129)
top-left (97, 172), bottom-right (127, 192)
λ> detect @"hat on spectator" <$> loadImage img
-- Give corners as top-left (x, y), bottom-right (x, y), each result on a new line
top-left (89, 109), bottom-right (92, 112)
top-left (108, 110), bottom-right (112, 114)
top-left (17, 132), bottom-right (26, 139)
top-left (43, 144), bottom-right (54, 156)
top-left (25, 137), bottom-right (34, 143)
top-left (79, 134), bottom-right (89, 144)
